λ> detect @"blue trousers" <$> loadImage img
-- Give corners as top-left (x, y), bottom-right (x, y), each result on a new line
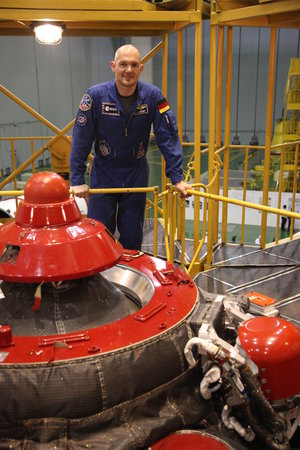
top-left (88, 192), bottom-right (146, 250)
top-left (88, 157), bottom-right (149, 250)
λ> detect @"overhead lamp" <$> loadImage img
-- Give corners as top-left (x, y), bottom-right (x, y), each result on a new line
top-left (33, 23), bottom-right (64, 45)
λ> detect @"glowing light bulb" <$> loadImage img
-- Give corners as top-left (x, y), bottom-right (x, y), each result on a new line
top-left (34, 24), bottom-right (63, 45)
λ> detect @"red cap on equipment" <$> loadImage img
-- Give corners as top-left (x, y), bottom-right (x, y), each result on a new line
top-left (239, 316), bottom-right (300, 400)
top-left (0, 172), bottom-right (123, 282)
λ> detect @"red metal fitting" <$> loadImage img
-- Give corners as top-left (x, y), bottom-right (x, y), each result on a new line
top-left (0, 325), bottom-right (14, 348)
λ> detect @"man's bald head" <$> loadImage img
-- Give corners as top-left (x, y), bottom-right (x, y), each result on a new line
top-left (114, 45), bottom-right (141, 63)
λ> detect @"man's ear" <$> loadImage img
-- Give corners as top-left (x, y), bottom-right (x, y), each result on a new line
top-left (110, 60), bottom-right (116, 72)
top-left (139, 63), bottom-right (144, 74)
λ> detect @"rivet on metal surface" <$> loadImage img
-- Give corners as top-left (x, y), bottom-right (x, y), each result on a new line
top-left (88, 346), bottom-right (101, 354)
top-left (159, 322), bottom-right (167, 330)
top-left (167, 291), bottom-right (172, 296)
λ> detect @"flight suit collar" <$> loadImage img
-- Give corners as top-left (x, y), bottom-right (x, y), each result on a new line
top-left (109, 81), bottom-right (146, 114)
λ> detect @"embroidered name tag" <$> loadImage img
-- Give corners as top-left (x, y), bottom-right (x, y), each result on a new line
top-left (135, 104), bottom-right (149, 115)
top-left (102, 102), bottom-right (120, 116)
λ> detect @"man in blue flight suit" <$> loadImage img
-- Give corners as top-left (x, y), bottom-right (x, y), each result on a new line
top-left (70, 44), bottom-right (190, 250)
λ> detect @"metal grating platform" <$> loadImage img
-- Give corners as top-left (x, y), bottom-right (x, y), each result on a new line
top-left (142, 220), bottom-right (300, 329)
top-left (194, 238), bottom-right (300, 329)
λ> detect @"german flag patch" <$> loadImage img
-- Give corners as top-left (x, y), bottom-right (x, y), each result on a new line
top-left (157, 98), bottom-right (170, 114)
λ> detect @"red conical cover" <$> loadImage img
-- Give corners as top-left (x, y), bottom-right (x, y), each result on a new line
top-left (0, 172), bottom-right (123, 282)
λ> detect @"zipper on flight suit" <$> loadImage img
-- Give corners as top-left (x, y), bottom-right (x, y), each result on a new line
top-left (125, 104), bottom-right (141, 137)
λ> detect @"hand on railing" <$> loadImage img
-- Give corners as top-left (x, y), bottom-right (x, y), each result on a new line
top-left (71, 184), bottom-right (90, 200)
top-left (174, 180), bottom-right (191, 199)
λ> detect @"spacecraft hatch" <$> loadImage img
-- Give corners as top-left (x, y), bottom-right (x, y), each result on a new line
top-left (0, 172), bottom-right (299, 450)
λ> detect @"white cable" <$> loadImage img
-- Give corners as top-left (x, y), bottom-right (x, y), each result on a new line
top-left (184, 337), bottom-right (225, 368)
top-left (200, 366), bottom-right (222, 400)
top-left (222, 405), bottom-right (255, 442)
top-left (286, 407), bottom-right (300, 440)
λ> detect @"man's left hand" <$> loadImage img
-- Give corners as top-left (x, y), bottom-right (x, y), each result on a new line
top-left (174, 180), bottom-right (191, 199)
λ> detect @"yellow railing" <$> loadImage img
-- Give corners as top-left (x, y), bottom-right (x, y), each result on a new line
top-left (185, 187), bottom-right (300, 276)
top-left (1, 135), bottom-right (299, 275)
top-left (2, 179), bottom-right (299, 277)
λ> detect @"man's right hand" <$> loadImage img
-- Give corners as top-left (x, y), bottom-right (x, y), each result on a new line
top-left (71, 184), bottom-right (90, 199)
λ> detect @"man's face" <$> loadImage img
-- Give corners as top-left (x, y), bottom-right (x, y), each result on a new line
top-left (110, 47), bottom-right (143, 91)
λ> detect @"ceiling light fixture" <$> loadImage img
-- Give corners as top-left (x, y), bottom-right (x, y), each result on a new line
top-left (33, 23), bottom-right (64, 45)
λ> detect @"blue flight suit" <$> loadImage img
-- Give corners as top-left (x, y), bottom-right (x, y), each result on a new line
top-left (70, 80), bottom-right (183, 250)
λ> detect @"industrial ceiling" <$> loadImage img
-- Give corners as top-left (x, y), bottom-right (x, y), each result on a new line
top-left (0, 0), bottom-right (299, 39)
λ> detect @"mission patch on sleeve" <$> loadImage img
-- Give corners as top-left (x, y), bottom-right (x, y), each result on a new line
top-left (79, 94), bottom-right (92, 112)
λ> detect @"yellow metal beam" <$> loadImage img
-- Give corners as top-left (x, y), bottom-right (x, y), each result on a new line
top-left (0, 20), bottom-right (174, 30)
top-left (261, 27), bottom-right (276, 248)
top-left (221, 26), bottom-right (232, 243)
top-left (177, 29), bottom-right (185, 255)
top-left (0, 0), bottom-right (158, 11)
top-left (0, 0), bottom-right (209, 13)
top-left (65, 30), bottom-right (165, 37)
top-left (193, 17), bottom-right (202, 254)
top-left (0, 28), bottom-right (182, 37)
top-left (215, 1), bottom-right (258, 12)
top-left (161, 35), bottom-right (168, 216)
top-left (211, 0), bottom-right (300, 24)
top-left (219, 16), bottom-right (300, 28)
top-left (153, 187), bottom-right (159, 258)
top-left (215, 26), bottom-right (224, 243)
top-left (262, 10), bottom-right (300, 26)
top-left (141, 41), bottom-right (164, 64)
top-left (206, 24), bottom-right (217, 268)
top-left (66, 21), bottom-right (175, 30)
top-left (241, 147), bottom-right (249, 245)
top-left (0, 21), bottom-right (197, 37)
top-left (0, 9), bottom-right (201, 23)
